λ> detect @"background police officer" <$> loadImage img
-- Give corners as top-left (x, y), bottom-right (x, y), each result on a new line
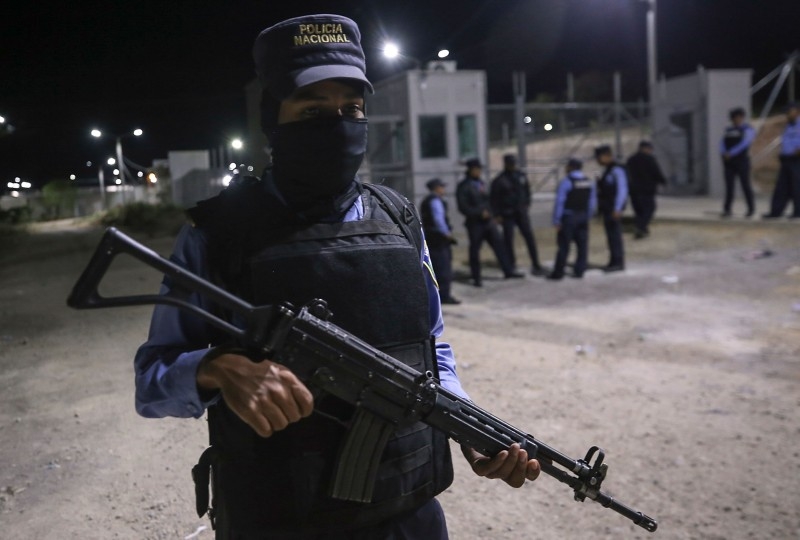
top-left (625, 140), bottom-right (666, 238)
top-left (549, 158), bottom-right (596, 280)
top-left (720, 107), bottom-right (756, 217)
top-left (490, 154), bottom-right (545, 275)
top-left (420, 178), bottom-right (460, 305)
top-left (133, 14), bottom-right (539, 540)
top-left (456, 158), bottom-right (524, 287)
top-left (763, 102), bottom-right (800, 219)
top-left (594, 145), bottom-right (628, 272)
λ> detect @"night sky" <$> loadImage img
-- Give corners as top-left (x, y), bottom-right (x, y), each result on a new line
top-left (0, 0), bottom-right (794, 186)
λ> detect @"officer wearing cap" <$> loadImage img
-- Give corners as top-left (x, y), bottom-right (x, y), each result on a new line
top-left (594, 145), bottom-right (628, 272)
top-left (490, 154), bottom-right (545, 275)
top-left (133, 14), bottom-right (538, 540)
top-left (420, 178), bottom-right (460, 305)
top-left (719, 107), bottom-right (756, 217)
top-left (763, 102), bottom-right (800, 219)
top-left (548, 158), bottom-right (596, 280)
top-left (456, 158), bottom-right (524, 287)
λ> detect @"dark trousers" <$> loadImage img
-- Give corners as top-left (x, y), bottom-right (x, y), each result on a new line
top-left (552, 213), bottom-right (589, 277)
top-left (629, 192), bottom-right (657, 233)
top-left (767, 159), bottom-right (800, 217)
top-left (602, 212), bottom-right (625, 267)
top-left (227, 499), bottom-right (449, 540)
top-left (465, 219), bottom-right (513, 283)
top-left (723, 157), bottom-right (754, 214)
top-left (428, 243), bottom-right (453, 301)
top-left (500, 209), bottom-right (541, 269)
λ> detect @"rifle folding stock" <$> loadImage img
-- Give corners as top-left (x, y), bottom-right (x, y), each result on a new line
top-left (67, 227), bottom-right (657, 533)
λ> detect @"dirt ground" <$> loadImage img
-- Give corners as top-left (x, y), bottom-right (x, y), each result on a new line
top-left (0, 215), bottom-right (799, 540)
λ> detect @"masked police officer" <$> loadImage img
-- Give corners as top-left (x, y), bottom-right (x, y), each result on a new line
top-left (763, 102), bottom-right (800, 219)
top-left (548, 158), bottom-right (596, 280)
top-left (420, 178), bottom-right (460, 305)
top-left (490, 154), bottom-right (545, 275)
top-left (594, 145), bottom-right (628, 272)
top-left (133, 14), bottom-right (539, 540)
top-left (719, 107), bottom-right (756, 218)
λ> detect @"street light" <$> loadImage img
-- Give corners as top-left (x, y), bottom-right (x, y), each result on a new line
top-left (381, 41), bottom-right (421, 69)
top-left (91, 128), bottom-right (143, 203)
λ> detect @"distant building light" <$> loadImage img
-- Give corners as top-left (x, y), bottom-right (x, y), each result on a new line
top-left (20, 181), bottom-right (31, 188)
top-left (137, 171), bottom-right (144, 178)
top-left (523, 116), bottom-right (532, 124)
top-left (10, 190), bottom-right (19, 197)
top-left (115, 178), bottom-right (122, 185)
top-left (437, 49), bottom-right (450, 59)
top-left (222, 175), bottom-right (233, 187)
top-left (91, 129), bottom-right (102, 138)
top-left (86, 161), bottom-right (93, 167)
top-left (70, 174), bottom-right (76, 180)
top-left (544, 123), bottom-right (553, 131)
top-left (7, 182), bottom-right (19, 189)
top-left (107, 158), bottom-right (116, 165)
top-left (133, 128), bottom-right (143, 136)
top-left (231, 138), bottom-right (243, 150)
top-left (147, 173), bottom-right (158, 184)
top-left (113, 168), bottom-right (120, 176)
top-left (383, 42), bottom-right (399, 59)
top-left (228, 162), bottom-right (237, 170)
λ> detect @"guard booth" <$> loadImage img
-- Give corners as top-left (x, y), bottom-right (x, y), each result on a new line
top-left (652, 68), bottom-right (752, 197)
top-left (365, 62), bottom-right (489, 202)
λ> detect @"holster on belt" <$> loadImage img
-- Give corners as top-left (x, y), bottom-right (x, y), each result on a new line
top-left (192, 446), bottom-right (218, 519)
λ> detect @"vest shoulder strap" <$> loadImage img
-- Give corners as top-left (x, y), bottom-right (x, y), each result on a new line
top-left (363, 183), bottom-right (424, 255)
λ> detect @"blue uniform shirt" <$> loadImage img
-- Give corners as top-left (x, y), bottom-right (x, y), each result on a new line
top-left (604, 165), bottom-right (628, 213)
top-left (134, 194), bottom-right (468, 420)
top-left (552, 172), bottom-right (597, 226)
top-left (719, 123), bottom-right (755, 157)
top-left (428, 196), bottom-right (452, 236)
top-left (781, 120), bottom-right (800, 156)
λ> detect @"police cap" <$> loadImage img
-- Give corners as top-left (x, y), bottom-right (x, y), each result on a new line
top-left (253, 14), bottom-right (374, 101)
top-left (465, 158), bottom-right (483, 169)
top-left (594, 145), bottom-right (612, 158)
top-left (566, 158), bottom-right (583, 170)
top-left (729, 107), bottom-right (746, 119)
top-left (426, 178), bottom-right (446, 190)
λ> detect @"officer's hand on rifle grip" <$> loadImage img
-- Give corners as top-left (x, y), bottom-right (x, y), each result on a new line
top-left (461, 443), bottom-right (540, 488)
top-left (196, 352), bottom-right (314, 438)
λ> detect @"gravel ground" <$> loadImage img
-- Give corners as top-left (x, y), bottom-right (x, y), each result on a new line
top-left (0, 216), bottom-right (798, 540)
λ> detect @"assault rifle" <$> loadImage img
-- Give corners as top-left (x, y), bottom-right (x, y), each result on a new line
top-left (67, 227), bottom-right (657, 533)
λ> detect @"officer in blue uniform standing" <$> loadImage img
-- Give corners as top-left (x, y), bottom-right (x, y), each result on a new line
top-left (548, 158), bottom-right (596, 280)
top-left (133, 14), bottom-right (539, 540)
top-left (594, 145), bottom-right (628, 272)
top-left (720, 107), bottom-right (756, 218)
top-left (763, 102), bottom-right (800, 219)
top-left (456, 158), bottom-right (524, 287)
top-left (420, 178), bottom-right (460, 305)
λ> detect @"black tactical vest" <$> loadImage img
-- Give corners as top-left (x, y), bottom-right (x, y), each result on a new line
top-left (195, 181), bottom-right (454, 535)
top-left (420, 194), bottom-right (451, 248)
top-left (723, 126), bottom-right (744, 151)
top-left (597, 164), bottom-right (622, 213)
top-left (564, 174), bottom-right (592, 212)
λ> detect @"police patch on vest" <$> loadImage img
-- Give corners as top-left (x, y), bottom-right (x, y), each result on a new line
top-left (293, 23), bottom-right (352, 46)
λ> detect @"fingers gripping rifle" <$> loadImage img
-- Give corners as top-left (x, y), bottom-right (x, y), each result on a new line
top-left (67, 227), bottom-right (657, 533)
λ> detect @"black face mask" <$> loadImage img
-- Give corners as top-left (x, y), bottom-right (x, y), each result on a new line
top-left (270, 116), bottom-right (368, 212)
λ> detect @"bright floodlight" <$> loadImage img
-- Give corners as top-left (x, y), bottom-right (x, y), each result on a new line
top-left (523, 116), bottom-right (532, 124)
top-left (115, 178), bottom-right (122, 185)
top-left (20, 181), bottom-right (31, 189)
top-left (228, 162), bottom-right (237, 170)
top-left (544, 123), bottom-right (553, 131)
top-left (91, 129), bottom-right (102, 138)
top-left (437, 49), bottom-right (449, 59)
top-left (69, 174), bottom-right (76, 180)
top-left (0, 116), bottom-right (5, 123)
top-left (113, 168), bottom-right (120, 176)
top-left (231, 138), bottom-right (243, 150)
top-left (148, 173), bottom-right (158, 184)
top-left (107, 157), bottom-right (116, 165)
top-left (137, 171), bottom-right (144, 177)
top-left (222, 174), bottom-right (233, 187)
top-left (383, 42), bottom-right (400, 59)
top-left (133, 128), bottom-right (143, 136)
